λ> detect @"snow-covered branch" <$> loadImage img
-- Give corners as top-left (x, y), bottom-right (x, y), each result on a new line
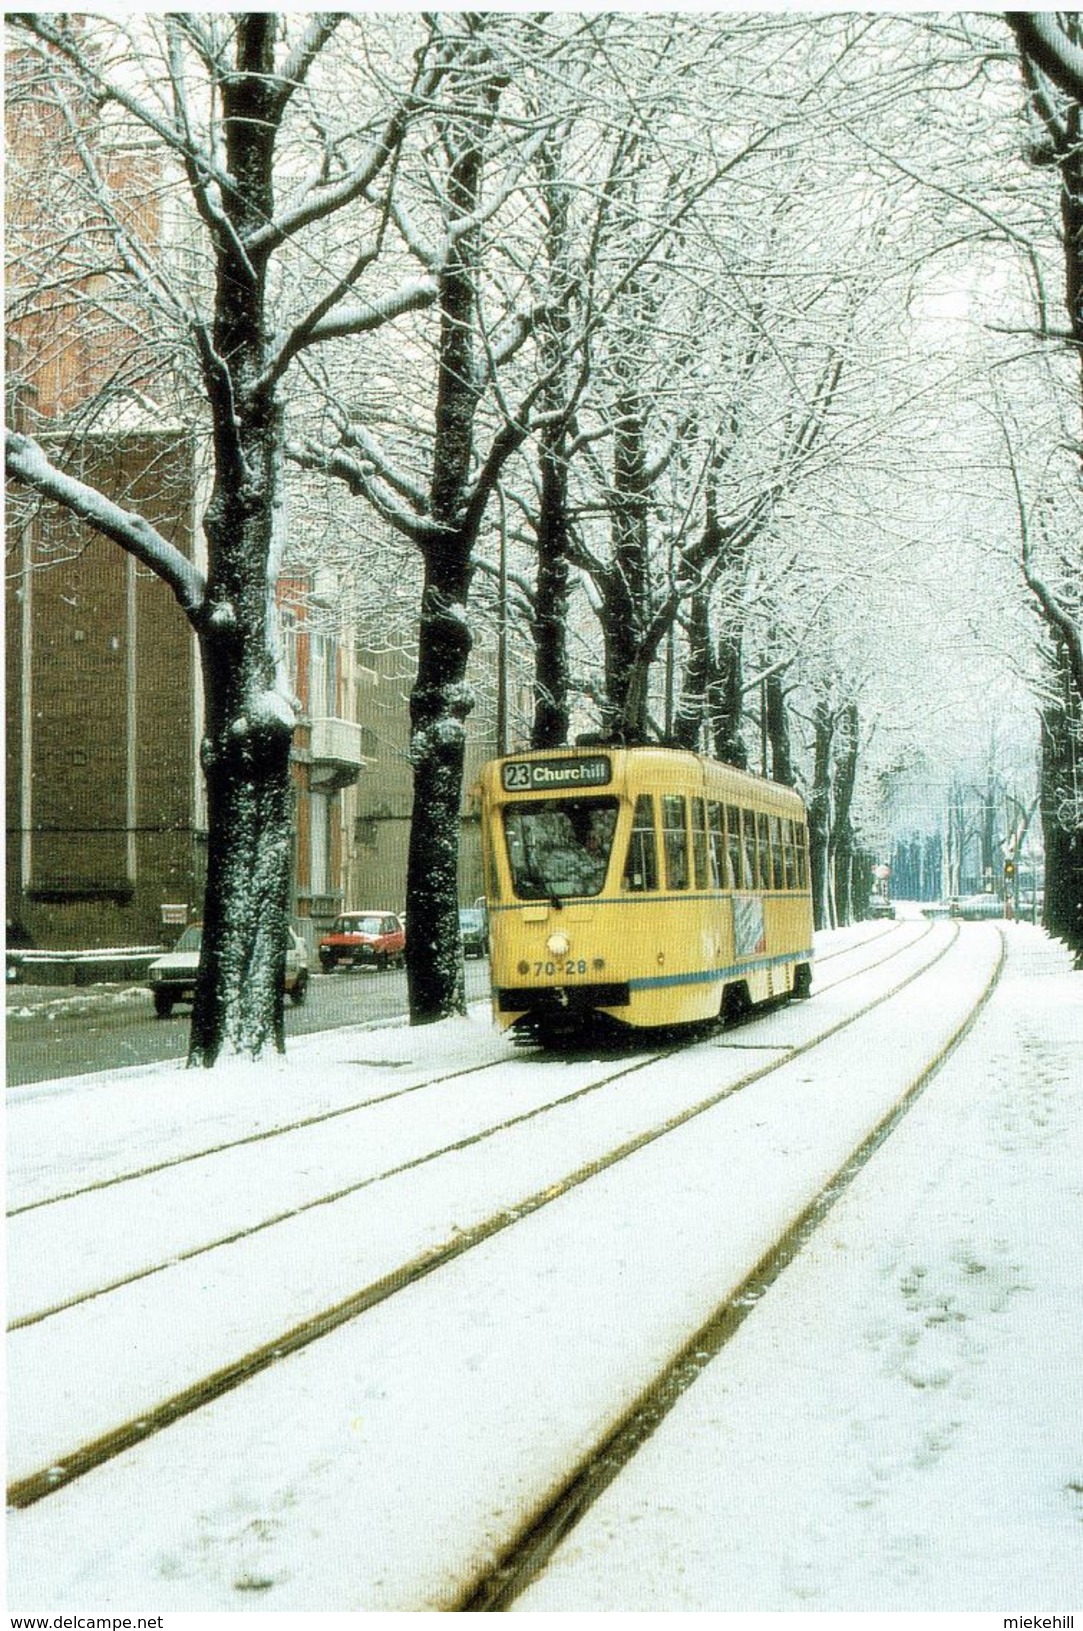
top-left (1006, 12), bottom-right (1083, 105)
top-left (5, 431), bottom-right (206, 622)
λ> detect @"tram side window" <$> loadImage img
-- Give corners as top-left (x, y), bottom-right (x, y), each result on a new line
top-left (795, 821), bottom-right (809, 888)
top-left (739, 807), bottom-right (757, 888)
top-left (723, 805), bottom-right (742, 889)
top-left (708, 802), bottom-right (726, 887)
top-left (691, 797), bottom-right (710, 890)
top-left (757, 812), bottom-right (772, 888)
top-left (623, 794), bottom-right (659, 892)
top-left (783, 818), bottom-right (797, 889)
top-left (769, 815), bottom-right (784, 891)
top-left (662, 794), bottom-right (689, 890)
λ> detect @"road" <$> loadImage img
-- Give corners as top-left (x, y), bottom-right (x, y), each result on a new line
top-left (5, 957), bottom-right (493, 1085)
top-left (11, 916), bottom-right (1038, 1611)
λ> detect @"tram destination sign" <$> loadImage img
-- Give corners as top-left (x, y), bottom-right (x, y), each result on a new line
top-left (502, 755), bottom-right (611, 792)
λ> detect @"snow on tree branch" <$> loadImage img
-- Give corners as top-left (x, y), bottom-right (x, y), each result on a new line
top-left (1006, 13), bottom-right (1083, 105)
top-left (5, 431), bottom-right (206, 622)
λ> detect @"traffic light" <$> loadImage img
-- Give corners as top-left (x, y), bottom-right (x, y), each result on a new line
top-left (1004, 860), bottom-right (1016, 879)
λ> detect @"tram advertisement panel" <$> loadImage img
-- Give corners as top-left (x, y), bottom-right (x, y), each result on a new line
top-left (733, 894), bottom-right (767, 957)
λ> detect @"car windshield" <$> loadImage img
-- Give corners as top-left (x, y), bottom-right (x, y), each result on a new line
top-left (334, 915), bottom-right (385, 935)
top-left (173, 925), bottom-right (202, 952)
top-left (503, 798), bottom-right (618, 900)
top-left (459, 909), bottom-right (484, 928)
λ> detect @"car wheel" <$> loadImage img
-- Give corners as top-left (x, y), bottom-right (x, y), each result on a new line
top-left (153, 989), bottom-right (174, 1018)
top-left (319, 956), bottom-right (334, 974)
top-left (376, 952), bottom-right (389, 972)
top-left (290, 971), bottom-right (308, 1006)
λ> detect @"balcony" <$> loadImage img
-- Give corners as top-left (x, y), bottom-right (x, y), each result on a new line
top-left (307, 716), bottom-right (367, 791)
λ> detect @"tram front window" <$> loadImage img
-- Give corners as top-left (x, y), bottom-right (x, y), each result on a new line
top-left (504, 798), bottom-right (618, 900)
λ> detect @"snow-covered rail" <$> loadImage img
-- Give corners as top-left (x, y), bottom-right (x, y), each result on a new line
top-left (7, 918), bottom-right (1004, 1611)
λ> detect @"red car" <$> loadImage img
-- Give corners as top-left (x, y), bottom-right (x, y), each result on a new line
top-left (318, 911), bottom-right (405, 972)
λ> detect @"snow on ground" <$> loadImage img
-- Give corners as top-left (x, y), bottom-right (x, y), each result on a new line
top-left (514, 924), bottom-right (1083, 1611)
top-left (5, 919), bottom-right (1080, 1619)
top-left (6, 983), bottom-right (150, 1021)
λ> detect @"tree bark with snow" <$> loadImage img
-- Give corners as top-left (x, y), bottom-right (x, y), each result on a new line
top-left (1001, 17), bottom-right (1083, 957)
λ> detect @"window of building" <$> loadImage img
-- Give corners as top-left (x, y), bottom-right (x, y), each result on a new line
top-left (309, 630), bottom-right (338, 718)
top-left (310, 790), bottom-right (332, 896)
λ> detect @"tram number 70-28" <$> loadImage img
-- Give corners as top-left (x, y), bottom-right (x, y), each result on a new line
top-left (534, 958), bottom-right (588, 977)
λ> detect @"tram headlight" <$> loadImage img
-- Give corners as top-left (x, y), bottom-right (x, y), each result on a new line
top-left (546, 932), bottom-right (570, 958)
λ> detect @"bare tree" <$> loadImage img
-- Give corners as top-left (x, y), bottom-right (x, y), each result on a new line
top-left (5, 12), bottom-right (453, 1061)
top-left (290, 14), bottom-right (598, 1020)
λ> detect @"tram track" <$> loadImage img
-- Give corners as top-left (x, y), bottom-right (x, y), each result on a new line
top-left (9, 916), bottom-right (973, 1514)
top-left (8, 918), bottom-right (934, 1332)
top-left (461, 921), bottom-right (1008, 1610)
top-left (9, 916), bottom-right (926, 1222)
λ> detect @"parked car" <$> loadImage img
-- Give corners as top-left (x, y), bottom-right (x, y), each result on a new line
top-left (318, 911), bottom-right (405, 972)
top-left (458, 905), bottom-right (489, 958)
top-left (148, 923), bottom-right (310, 1017)
top-left (867, 895), bottom-right (896, 920)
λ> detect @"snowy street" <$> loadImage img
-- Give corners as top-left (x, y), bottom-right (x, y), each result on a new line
top-left (6, 917), bottom-right (1081, 1612)
top-left (9, 7), bottom-right (1083, 1620)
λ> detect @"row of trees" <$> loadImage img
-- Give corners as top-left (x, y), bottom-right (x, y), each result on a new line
top-left (6, 11), bottom-right (1082, 1065)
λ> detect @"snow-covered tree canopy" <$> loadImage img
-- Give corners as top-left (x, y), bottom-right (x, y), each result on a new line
top-left (7, 9), bottom-right (1083, 1010)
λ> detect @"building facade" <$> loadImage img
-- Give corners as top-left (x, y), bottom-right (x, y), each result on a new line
top-left (5, 44), bottom-right (523, 955)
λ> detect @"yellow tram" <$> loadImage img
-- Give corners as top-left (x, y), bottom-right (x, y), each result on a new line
top-left (475, 745), bottom-right (814, 1038)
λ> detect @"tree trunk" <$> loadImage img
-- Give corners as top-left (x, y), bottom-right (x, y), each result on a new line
top-left (672, 590), bottom-right (712, 751)
top-left (808, 698), bottom-right (834, 930)
top-left (711, 622), bottom-right (747, 768)
top-left (192, 633), bottom-right (295, 1064)
top-left (405, 551), bottom-right (473, 1021)
top-left (765, 665), bottom-right (795, 786)
top-left (404, 63), bottom-right (494, 1021)
top-left (532, 142), bottom-right (573, 751)
top-left (532, 482), bottom-right (572, 748)
top-left (1040, 652), bottom-right (1083, 963)
top-left (600, 372), bottom-right (652, 741)
top-left (831, 701), bottom-right (860, 926)
top-left (1016, 38), bottom-right (1083, 962)
top-left (189, 18), bottom-right (297, 1065)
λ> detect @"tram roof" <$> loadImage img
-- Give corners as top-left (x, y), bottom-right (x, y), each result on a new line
top-left (478, 745), bottom-right (807, 813)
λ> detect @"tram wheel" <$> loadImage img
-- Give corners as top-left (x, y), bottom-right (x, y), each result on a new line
top-left (791, 962), bottom-right (812, 1000)
top-left (720, 982), bottom-right (751, 1028)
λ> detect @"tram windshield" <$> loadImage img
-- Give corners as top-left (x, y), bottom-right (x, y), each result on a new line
top-left (503, 798), bottom-right (619, 900)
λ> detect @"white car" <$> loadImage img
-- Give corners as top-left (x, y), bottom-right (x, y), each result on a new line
top-left (148, 923), bottom-right (310, 1017)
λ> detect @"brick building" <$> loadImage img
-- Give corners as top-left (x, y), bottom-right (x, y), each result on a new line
top-left (5, 41), bottom-right (524, 956)
top-left (4, 42), bottom-right (366, 953)
top-left (6, 432), bottom-right (205, 950)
